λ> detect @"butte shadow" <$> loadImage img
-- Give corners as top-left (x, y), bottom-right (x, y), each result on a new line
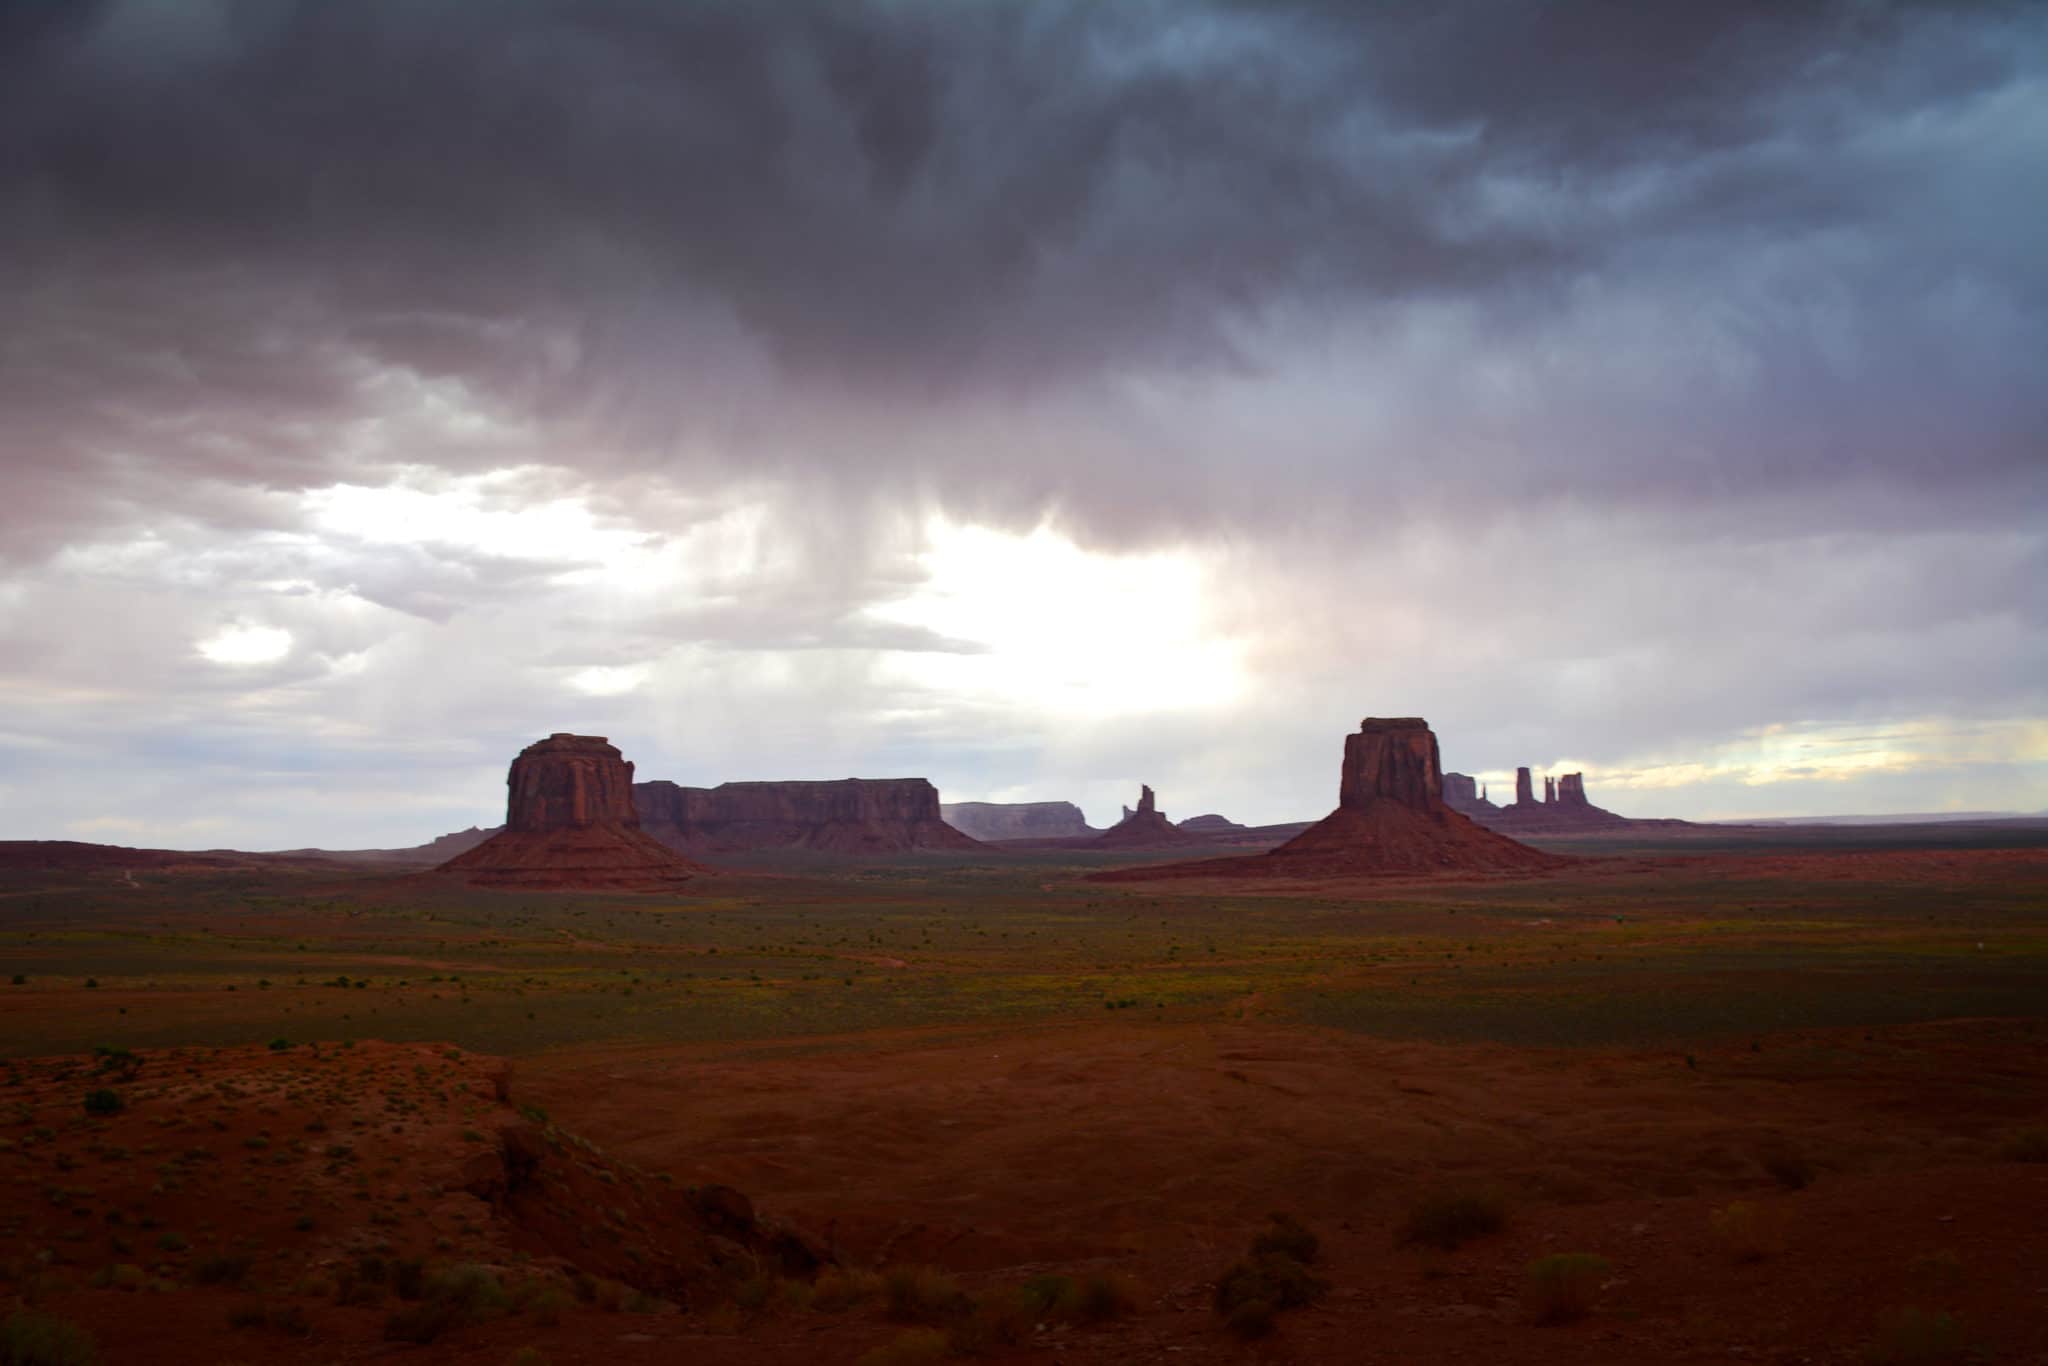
top-left (1090, 717), bottom-right (1567, 883)
top-left (438, 733), bottom-right (712, 891)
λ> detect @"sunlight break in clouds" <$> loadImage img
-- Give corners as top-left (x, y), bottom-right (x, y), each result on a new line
top-left (869, 518), bottom-right (1246, 718)
top-left (195, 623), bottom-right (292, 665)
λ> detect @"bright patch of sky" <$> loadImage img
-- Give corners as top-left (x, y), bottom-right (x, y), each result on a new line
top-left (868, 518), bottom-right (1246, 718)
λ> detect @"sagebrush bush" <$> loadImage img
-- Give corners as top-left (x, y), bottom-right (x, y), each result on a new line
top-left (1398, 1187), bottom-right (1506, 1250)
top-left (882, 1265), bottom-right (972, 1325)
top-left (1251, 1213), bottom-right (1319, 1264)
top-left (811, 1267), bottom-right (883, 1313)
top-left (0, 1310), bottom-right (98, 1366)
top-left (1213, 1253), bottom-right (1328, 1340)
top-left (1524, 1253), bottom-right (1610, 1324)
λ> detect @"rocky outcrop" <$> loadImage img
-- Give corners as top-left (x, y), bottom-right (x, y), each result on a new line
top-left (506, 733), bottom-right (640, 832)
top-left (1177, 813), bottom-right (1247, 833)
top-left (1487, 767), bottom-right (1632, 832)
top-left (1092, 717), bottom-right (1562, 880)
top-left (1442, 772), bottom-right (1499, 818)
top-left (1339, 717), bottom-right (1442, 810)
top-left (441, 735), bottom-right (708, 890)
top-left (1093, 785), bottom-right (1204, 848)
top-left (635, 778), bottom-right (981, 854)
top-left (1515, 766), bottom-right (1536, 807)
top-left (941, 801), bottom-right (1096, 842)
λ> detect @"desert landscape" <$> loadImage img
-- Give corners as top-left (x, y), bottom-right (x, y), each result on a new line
top-left (2, 721), bottom-right (2044, 1364)
top-left (7, 4), bottom-right (2046, 1363)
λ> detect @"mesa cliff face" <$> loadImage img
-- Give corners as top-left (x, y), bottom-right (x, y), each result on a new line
top-left (635, 778), bottom-right (981, 854)
top-left (1092, 717), bottom-right (1562, 880)
top-left (941, 801), bottom-right (1095, 841)
top-left (506, 734), bottom-right (641, 832)
top-left (441, 735), bottom-right (708, 889)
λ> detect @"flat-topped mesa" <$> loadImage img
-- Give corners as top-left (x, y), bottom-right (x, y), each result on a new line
top-left (940, 801), bottom-right (1093, 841)
top-left (1337, 717), bottom-right (1443, 812)
top-left (1557, 772), bottom-right (1589, 807)
top-left (507, 734), bottom-right (639, 833)
top-left (633, 777), bottom-right (981, 854)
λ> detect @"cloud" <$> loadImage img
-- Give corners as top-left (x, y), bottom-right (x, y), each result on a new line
top-left (0, 1), bottom-right (2042, 844)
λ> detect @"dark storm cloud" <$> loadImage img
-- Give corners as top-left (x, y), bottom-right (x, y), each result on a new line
top-left (8, 0), bottom-right (2038, 556)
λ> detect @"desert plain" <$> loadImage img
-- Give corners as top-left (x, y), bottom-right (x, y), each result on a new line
top-left (3, 822), bottom-right (2045, 1365)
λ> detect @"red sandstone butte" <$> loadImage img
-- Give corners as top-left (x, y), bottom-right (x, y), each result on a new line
top-left (441, 734), bottom-right (709, 890)
top-left (1091, 717), bottom-right (1563, 881)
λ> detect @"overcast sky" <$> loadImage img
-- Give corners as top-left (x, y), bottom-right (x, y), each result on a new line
top-left (2, 0), bottom-right (2044, 848)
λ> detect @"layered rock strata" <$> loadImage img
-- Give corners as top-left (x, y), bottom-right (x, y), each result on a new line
top-left (940, 801), bottom-right (1096, 842)
top-left (635, 778), bottom-right (981, 854)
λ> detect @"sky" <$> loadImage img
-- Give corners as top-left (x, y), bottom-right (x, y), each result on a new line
top-left (2, 0), bottom-right (2044, 849)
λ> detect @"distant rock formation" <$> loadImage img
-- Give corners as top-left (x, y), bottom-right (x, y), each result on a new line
top-left (1177, 813), bottom-right (1247, 833)
top-left (1442, 772), bottom-right (1499, 818)
top-left (1515, 766), bottom-right (1536, 807)
top-left (1092, 717), bottom-right (1563, 880)
top-left (636, 778), bottom-right (981, 854)
top-left (941, 801), bottom-right (1096, 841)
top-left (1092, 785), bottom-right (1204, 848)
top-left (440, 735), bottom-right (707, 890)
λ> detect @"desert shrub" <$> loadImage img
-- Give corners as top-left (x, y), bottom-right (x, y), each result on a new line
top-left (1019, 1274), bottom-right (1078, 1317)
top-left (811, 1266), bottom-right (883, 1313)
top-left (1213, 1253), bottom-right (1328, 1340)
top-left (1251, 1212), bottom-right (1319, 1264)
top-left (1760, 1148), bottom-right (1816, 1191)
top-left (1999, 1127), bottom-right (2048, 1163)
top-left (1866, 1307), bottom-right (1970, 1365)
top-left (1524, 1253), bottom-right (1610, 1324)
top-left (155, 1232), bottom-right (187, 1253)
top-left (533, 1285), bottom-right (574, 1325)
top-left (1398, 1187), bottom-right (1506, 1250)
top-left (1075, 1272), bottom-right (1141, 1322)
top-left (267, 1038), bottom-right (290, 1051)
top-left (882, 1265), bottom-right (972, 1324)
top-left (1709, 1201), bottom-right (1782, 1264)
top-left (510, 1349), bottom-right (550, 1366)
top-left (194, 1253), bottom-right (251, 1287)
top-left (427, 1264), bottom-right (509, 1317)
top-left (383, 1300), bottom-right (461, 1345)
top-left (226, 1302), bottom-right (309, 1337)
top-left (390, 1257), bottom-right (427, 1300)
top-left (9, 976), bottom-right (23, 987)
top-left (80, 1090), bottom-right (123, 1117)
top-left (0, 1310), bottom-right (98, 1366)
top-left (855, 1328), bottom-right (949, 1366)
top-left (945, 1288), bottom-right (1034, 1355)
